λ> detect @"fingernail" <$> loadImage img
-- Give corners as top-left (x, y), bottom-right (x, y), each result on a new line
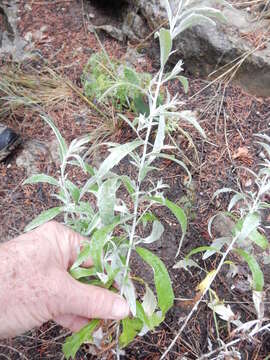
top-left (112, 296), bottom-right (130, 319)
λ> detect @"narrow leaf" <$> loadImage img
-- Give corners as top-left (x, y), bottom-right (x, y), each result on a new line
top-left (97, 178), bottom-right (120, 225)
top-left (41, 115), bottom-right (67, 162)
top-left (142, 220), bottom-right (164, 244)
top-left (159, 28), bottom-right (172, 68)
top-left (235, 249), bottom-right (264, 291)
top-left (149, 197), bottom-right (187, 257)
top-left (63, 320), bottom-right (100, 359)
top-left (119, 318), bottom-right (143, 348)
top-left (25, 207), bottom-right (63, 232)
top-left (136, 247), bottom-right (174, 315)
top-left (23, 174), bottom-right (59, 187)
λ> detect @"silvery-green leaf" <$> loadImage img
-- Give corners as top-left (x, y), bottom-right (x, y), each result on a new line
top-left (123, 278), bottom-right (137, 316)
top-left (142, 285), bottom-right (157, 317)
top-left (208, 300), bottom-right (242, 327)
top-left (41, 115), bottom-right (67, 162)
top-left (25, 207), bottom-right (63, 232)
top-left (65, 179), bottom-right (80, 204)
top-left (142, 220), bottom-right (164, 244)
top-left (153, 153), bottom-right (191, 183)
top-left (228, 193), bottom-right (246, 211)
top-left (97, 178), bottom-right (120, 225)
top-left (162, 0), bottom-right (172, 25)
top-left (159, 28), bottom-right (172, 68)
top-left (96, 272), bottom-right (109, 284)
top-left (178, 76), bottom-right (189, 93)
top-left (238, 213), bottom-right (260, 242)
top-left (178, 110), bottom-right (206, 138)
top-left (139, 164), bottom-right (158, 182)
top-left (173, 13), bottom-right (216, 38)
top-left (149, 115), bottom-right (165, 163)
top-left (69, 154), bottom-right (88, 173)
top-left (203, 237), bottom-right (230, 260)
top-left (183, 7), bottom-right (226, 23)
top-left (23, 174), bottom-right (59, 187)
top-left (173, 258), bottom-right (200, 274)
top-left (253, 290), bottom-right (264, 321)
top-left (213, 187), bottom-right (236, 199)
top-left (80, 140), bottom-right (143, 198)
top-left (257, 141), bottom-right (270, 158)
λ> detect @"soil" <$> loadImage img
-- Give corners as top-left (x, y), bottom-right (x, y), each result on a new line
top-left (0, 0), bottom-right (270, 359)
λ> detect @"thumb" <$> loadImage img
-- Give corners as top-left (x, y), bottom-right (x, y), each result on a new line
top-left (60, 274), bottom-right (130, 320)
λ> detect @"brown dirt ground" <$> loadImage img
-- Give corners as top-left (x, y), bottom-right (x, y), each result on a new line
top-left (1, 0), bottom-right (270, 359)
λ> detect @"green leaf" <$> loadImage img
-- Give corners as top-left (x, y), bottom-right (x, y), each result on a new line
top-left (136, 300), bottom-right (162, 330)
top-left (136, 247), bottom-right (174, 315)
top-left (134, 95), bottom-right (150, 116)
top-left (159, 28), bottom-right (172, 68)
top-left (65, 180), bottom-right (80, 204)
top-left (235, 249), bottom-right (264, 291)
top-left (120, 175), bottom-right (135, 195)
top-left (63, 319), bottom-right (100, 359)
top-left (23, 174), bottom-right (59, 187)
top-left (89, 224), bottom-right (115, 273)
top-left (237, 213), bottom-right (260, 242)
top-left (186, 246), bottom-right (222, 260)
top-left (152, 153), bottom-right (191, 183)
top-left (140, 212), bottom-right (158, 228)
top-left (178, 76), bottom-right (189, 93)
top-left (80, 140), bottom-right (143, 198)
top-left (119, 318), bottom-right (143, 348)
top-left (149, 197), bottom-right (187, 257)
top-left (234, 217), bottom-right (268, 250)
top-left (70, 267), bottom-right (96, 280)
top-left (124, 67), bottom-right (140, 85)
top-left (97, 178), bottom-right (120, 226)
top-left (70, 243), bottom-right (91, 270)
top-left (41, 115), bottom-right (67, 162)
top-left (24, 207), bottom-right (63, 232)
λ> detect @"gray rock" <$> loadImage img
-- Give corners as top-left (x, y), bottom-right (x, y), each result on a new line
top-left (0, 2), bottom-right (30, 61)
top-left (16, 139), bottom-right (61, 176)
top-left (90, 0), bottom-right (270, 97)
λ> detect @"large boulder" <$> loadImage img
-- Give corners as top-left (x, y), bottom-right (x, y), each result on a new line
top-left (92, 0), bottom-right (270, 97)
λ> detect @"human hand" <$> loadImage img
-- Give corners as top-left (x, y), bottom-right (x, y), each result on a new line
top-left (0, 221), bottom-right (129, 338)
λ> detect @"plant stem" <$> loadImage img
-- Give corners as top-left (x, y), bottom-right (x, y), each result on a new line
top-left (115, 68), bottom-right (164, 359)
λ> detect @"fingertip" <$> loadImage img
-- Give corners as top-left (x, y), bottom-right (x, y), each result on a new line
top-left (111, 295), bottom-right (130, 320)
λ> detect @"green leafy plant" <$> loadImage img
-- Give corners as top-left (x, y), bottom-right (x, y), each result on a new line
top-left (24, 0), bottom-right (228, 358)
top-left (82, 51), bottom-right (154, 114)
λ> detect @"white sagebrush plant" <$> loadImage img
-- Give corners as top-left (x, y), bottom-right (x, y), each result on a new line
top-left (24, 0), bottom-right (229, 358)
top-left (174, 134), bottom-right (270, 356)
